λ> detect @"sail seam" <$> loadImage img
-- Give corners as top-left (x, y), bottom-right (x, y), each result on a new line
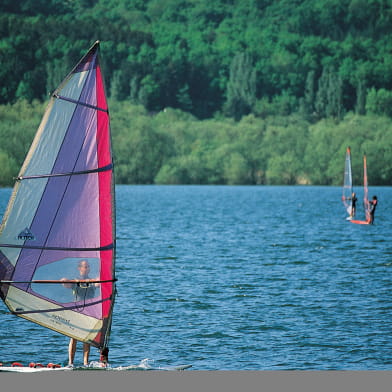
top-left (54, 94), bottom-right (108, 113)
top-left (16, 164), bottom-right (113, 181)
top-left (10, 295), bottom-right (113, 315)
top-left (0, 244), bottom-right (114, 251)
top-left (0, 279), bottom-right (117, 284)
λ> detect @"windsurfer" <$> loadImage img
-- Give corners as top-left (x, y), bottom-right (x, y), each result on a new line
top-left (61, 260), bottom-right (99, 366)
top-left (367, 195), bottom-right (378, 224)
top-left (67, 337), bottom-right (90, 367)
top-left (349, 192), bottom-right (357, 217)
top-left (61, 260), bottom-right (98, 301)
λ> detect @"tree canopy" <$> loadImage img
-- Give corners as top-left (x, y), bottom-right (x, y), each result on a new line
top-left (0, 1), bottom-right (391, 187)
top-left (1, 0), bottom-right (391, 119)
top-left (0, 100), bottom-right (391, 187)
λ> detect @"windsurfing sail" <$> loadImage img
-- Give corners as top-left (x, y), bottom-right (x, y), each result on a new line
top-left (351, 154), bottom-right (371, 224)
top-left (342, 146), bottom-right (353, 217)
top-left (363, 154), bottom-right (371, 222)
top-left (0, 41), bottom-right (116, 352)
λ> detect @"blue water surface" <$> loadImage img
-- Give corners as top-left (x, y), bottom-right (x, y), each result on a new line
top-left (1, 185), bottom-right (391, 370)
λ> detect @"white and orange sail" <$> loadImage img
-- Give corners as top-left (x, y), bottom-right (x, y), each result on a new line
top-left (0, 42), bottom-right (116, 351)
top-left (362, 154), bottom-right (371, 222)
top-left (351, 154), bottom-right (371, 225)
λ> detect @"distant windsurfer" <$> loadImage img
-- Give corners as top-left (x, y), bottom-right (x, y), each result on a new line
top-left (344, 192), bottom-right (357, 218)
top-left (350, 192), bottom-right (357, 218)
top-left (61, 260), bottom-right (99, 366)
top-left (367, 195), bottom-right (378, 224)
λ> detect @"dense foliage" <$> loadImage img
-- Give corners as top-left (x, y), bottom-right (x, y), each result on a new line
top-left (0, 1), bottom-right (391, 186)
top-left (0, 100), bottom-right (391, 187)
top-left (1, 0), bottom-right (392, 119)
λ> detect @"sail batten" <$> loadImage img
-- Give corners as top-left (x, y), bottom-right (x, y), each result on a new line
top-left (16, 163), bottom-right (113, 181)
top-left (0, 41), bottom-right (116, 350)
top-left (10, 295), bottom-right (113, 315)
top-left (54, 94), bottom-right (109, 113)
top-left (0, 244), bottom-right (113, 251)
top-left (1, 279), bottom-right (117, 284)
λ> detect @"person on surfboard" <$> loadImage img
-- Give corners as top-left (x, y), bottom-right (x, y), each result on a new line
top-left (349, 192), bottom-right (357, 218)
top-left (61, 260), bottom-right (99, 366)
top-left (368, 195), bottom-right (378, 224)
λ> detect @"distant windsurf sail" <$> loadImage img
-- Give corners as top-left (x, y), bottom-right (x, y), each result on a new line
top-left (351, 154), bottom-right (371, 225)
top-left (0, 41), bottom-right (116, 351)
top-left (363, 154), bottom-right (371, 222)
top-left (342, 146), bottom-right (353, 216)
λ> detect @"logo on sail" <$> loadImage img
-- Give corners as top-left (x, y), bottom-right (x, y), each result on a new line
top-left (17, 227), bottom-right (35, 241)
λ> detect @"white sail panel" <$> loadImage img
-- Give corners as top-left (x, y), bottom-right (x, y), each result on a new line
top-left (0, 178), bottom-right (48, 265)
top-left (6, 286), bottom-right (102, 342)
top-left (24, 101), bottom-right (77, 177)
top-left (58, 70), bottom-right (89, 99)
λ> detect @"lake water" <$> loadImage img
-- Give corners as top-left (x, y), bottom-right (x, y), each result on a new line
top-left (0, 185), bottom-right (391, 370)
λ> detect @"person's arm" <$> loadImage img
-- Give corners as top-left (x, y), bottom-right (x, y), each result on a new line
top-left (61, 277), bottom-right (73, 288)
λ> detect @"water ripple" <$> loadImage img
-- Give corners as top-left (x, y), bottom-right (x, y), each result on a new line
top-left (1, 185), bottom-right (392, 370)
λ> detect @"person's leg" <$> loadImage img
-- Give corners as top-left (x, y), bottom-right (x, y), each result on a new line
top-left (83, 343), bottom-right (91, 366)
top-left (68, 338), bottom-right (77, 366)
top-left (100, 347), bottom-right (109, 367)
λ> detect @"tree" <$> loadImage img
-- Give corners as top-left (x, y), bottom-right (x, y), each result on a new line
top-left (176, 83), bottom-right (193, 112)
top-left (300, 70), bottom-right (316, 121)
top-left (138, 75), bottom-right (160, 110)
top-left (224, 52), bottom-right (256, 120)
top-left (315, 67), bottom-right (344, 120)
top-left (222, 151), bottom-right (250, 185)
top-left (15, 77), bottom-right (34, 102)
top-left (110, 69), bottom-right (129, 101)
top-left (0, 150), bottom-right (17, 186)
top-left (366, 88), bottom-right (392, 117)
top-left (355, 80), bottom-right (366, 115)
top-left (326, 71), bottom-right (343, 119)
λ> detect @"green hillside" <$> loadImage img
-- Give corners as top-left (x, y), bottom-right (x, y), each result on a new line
top-left (0, 1), bottom-right (391, 186)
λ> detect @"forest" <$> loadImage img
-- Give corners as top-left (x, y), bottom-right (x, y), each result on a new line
top-left (0, 0), bottom-right (391, 186)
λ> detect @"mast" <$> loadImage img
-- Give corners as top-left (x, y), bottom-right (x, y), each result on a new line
top-left (363, 154), bottom-right (370, 222)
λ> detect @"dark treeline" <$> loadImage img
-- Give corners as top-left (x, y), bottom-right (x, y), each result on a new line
top-left (0, 1), bottom-right (391, 187)
top-left (1, 0), bottom-right (392, 119)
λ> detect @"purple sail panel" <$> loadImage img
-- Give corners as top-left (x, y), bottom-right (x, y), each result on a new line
top-left (45, 173), bottom-right (101, 249)
top-left (53, 86), bottom-right (98, 174)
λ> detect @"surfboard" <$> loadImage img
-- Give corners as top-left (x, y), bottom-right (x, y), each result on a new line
top-left (0, 364), bottom-right (71, 372)
top-left (350, 220), bottom-right (370, 225)
top-left (159, 364), bottom-right (192, 371)
top-left (0, 362), bottom-right (192, 372)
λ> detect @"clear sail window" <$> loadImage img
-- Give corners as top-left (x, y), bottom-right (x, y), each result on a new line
top-left (31, 257), bottom-right (101, 304)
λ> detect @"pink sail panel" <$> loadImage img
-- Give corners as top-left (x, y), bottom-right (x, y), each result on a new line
top-left (95, 64), bottom-right (115, 338)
